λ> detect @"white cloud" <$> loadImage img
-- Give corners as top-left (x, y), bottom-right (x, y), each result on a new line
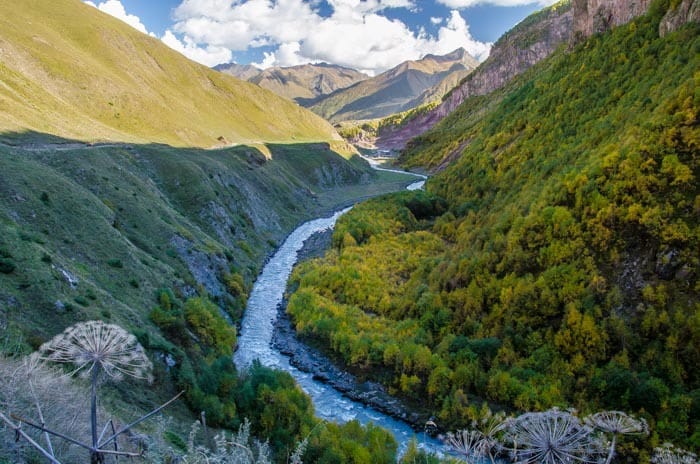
top-left (437, 0), bottom-right (557, 7)
top-left (84, 0), bottom-right (152, 35)
top-left (430, 16), bottom-right (444, 24)
top-left (161, 30), bottom-right (233, 67)
top-left (253, 41), bottom-right (313, 69)
top-left (432, 10), bottom-right (491, 61)
top-left (169, 0), bottom-right (491, 75)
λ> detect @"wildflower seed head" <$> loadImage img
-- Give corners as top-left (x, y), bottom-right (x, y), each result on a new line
top-left (585, 411), bottom-right (649, 436)
top-left (37, 320), bottom-right (152, 382)
top-left (502, 408), bottom-right (604, 464)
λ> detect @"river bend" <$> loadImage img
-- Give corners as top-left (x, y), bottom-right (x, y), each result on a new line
top-left (233, 206), bottom-right (446, 455)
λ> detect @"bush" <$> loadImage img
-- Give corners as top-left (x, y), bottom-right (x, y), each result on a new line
top-left (0, 259), bottom-right (15, 274)
top-left (107, 258), bottom-right (123, 268)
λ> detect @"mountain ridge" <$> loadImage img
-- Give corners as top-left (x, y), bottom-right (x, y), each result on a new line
top-left (375, 0), bottom-right (574, 151)
top-left (309, 47), bottom-right (479, 123)
top-left (216, 62), bottom-right (369, 105)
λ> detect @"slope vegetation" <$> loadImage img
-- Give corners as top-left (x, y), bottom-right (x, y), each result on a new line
top-left (287, 2), bottom-right (699, 455)
top-left (0, 0), bottom-right (340, 148)
top-left (0, 137), bottom-right (414, 461)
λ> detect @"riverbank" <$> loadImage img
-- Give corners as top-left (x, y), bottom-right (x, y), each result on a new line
top-left (272, 229), bottom-right (434, 433)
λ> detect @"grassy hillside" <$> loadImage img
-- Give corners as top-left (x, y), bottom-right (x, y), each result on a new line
top-left (0, 136), bottom-right (415, 462)
top-left (0, 137), bottom-right (415, 349)
top-left (0, 0), bottom-right (342, 148)
top-left (287, 2), bottom-right (699, 457)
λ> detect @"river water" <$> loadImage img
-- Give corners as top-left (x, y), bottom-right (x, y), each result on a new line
top-left (233, 205), bottom-right (449, 456)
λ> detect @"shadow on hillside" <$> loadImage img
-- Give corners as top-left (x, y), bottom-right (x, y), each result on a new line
top-left (0, 130), bottom-right (417, 213)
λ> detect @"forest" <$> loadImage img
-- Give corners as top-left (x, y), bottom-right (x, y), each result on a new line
top-left (286, 2), bottom-right (699, 459)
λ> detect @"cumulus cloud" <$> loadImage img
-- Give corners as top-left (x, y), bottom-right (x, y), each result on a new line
top-left (84, 0), bottom-right (152, 35)
top-left (437, 0), bottom-right (558, 7)
top-left (168, 0), bottom-right (491, 74)
top-left (430, 16), bottom-right (444, 24)
top-left (161, 30), bottom-right (233, 67)
top-left (253, 41), bottom-right (313, 69)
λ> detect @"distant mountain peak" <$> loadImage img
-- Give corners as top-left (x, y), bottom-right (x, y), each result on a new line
top-left (216, 61), bottom-right (368, 105)
top-left (309, 48), bottom-right (479, 122)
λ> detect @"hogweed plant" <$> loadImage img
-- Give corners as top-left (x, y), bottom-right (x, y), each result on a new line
top-left (2, 321), bottom-right (182, 464)
top-left (445, 429), bottom-right (489, 462)
top-left (36, 320), bottom-right (153, 381)
top-left (179, 419), bottom-right (273, 464)
top-left (651, 443), bottom-right (699, 464)
top-left (500, 408), bottom-right (605, 464)
top-left (444, 410), bottom-right (506, 463)
top-left (585, 411), bottom-right (649, 464)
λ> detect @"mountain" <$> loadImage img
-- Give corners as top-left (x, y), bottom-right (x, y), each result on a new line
top-left (215, 62), bottom-right (368, 105)
top-left (377, 0), bottom-right (683, 152)
top-left (309, 48), bottom-right (479, 123)
top-left (375, 1), bottom-right (574, 151)
top-left (213, 62), bottom-right (262, 81)
top-left (286, 0), bottom-right (699, 457)
top-left (0, 0), bottom-right (342, 148)
top-left (253, 63), bottom-right (368, 105)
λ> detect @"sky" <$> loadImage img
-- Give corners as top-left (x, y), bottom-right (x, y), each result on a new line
top-left (84, 0), bottom-right (558, 76)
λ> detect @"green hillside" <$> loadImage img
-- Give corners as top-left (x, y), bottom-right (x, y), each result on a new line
top-left (0, 138), bottom-right (414, 462)
top-left (0, 0), bottom-right (342, 149)
top-left (0, 137), bottom-right (413, 346)
top-left (287, 2), bottom-right (699, 457)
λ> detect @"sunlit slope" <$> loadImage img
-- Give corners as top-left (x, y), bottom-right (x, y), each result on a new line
top-left (0, 0), bottom-right (341, 147)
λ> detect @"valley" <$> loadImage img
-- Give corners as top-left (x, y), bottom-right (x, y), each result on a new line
top-left (0, 0), bottom-right (698, 462)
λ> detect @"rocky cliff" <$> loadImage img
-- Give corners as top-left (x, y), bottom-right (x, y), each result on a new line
top-left (572, 0), bottom-right (651, 39)
top-left (659, 0), bottom-right (700, 35)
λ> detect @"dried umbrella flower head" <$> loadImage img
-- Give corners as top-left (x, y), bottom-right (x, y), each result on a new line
top-left (36, 320), bottom-right (152, 382)
top-left (585, 410), bottom-right (649, 464)
top-left (501, 408), bottom-right (604, 464)
top-left (585, 411), bottom-right (649, 436)
top-left (651, 443), bottom-right (699, 464)
top-left (445, 429), bottom-right (488, 459)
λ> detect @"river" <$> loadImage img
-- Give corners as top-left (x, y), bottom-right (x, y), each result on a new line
top-left (233, 161), bottom-right (453, 455)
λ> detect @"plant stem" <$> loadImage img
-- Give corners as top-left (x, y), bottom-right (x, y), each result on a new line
top-left (605, 434), bottom-right (617, 464)
top-left (90, 364), bottom-right (101, 464)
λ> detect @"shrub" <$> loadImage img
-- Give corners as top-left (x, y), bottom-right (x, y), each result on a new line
top-left (0, 259), bottom-right (15, 274)
top-left (107, 258), bottom-right (123, 268)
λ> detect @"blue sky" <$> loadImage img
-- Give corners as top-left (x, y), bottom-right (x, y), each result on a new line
top-left (85, 0), bottom-right (556, 75)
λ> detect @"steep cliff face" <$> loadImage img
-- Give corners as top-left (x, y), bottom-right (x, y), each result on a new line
top-left (376, 1), bottom-right (573, 151)
top-left (659, 0), bottom-right (700, 35)
top-left (572, 0), bottom-right (652, 38)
